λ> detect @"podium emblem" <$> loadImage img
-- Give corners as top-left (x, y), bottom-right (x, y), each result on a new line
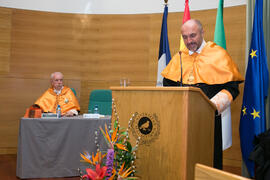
top-left (131, 112), bottom-right (160, 145)
top-left (138, 117), bottom-right (152, 135)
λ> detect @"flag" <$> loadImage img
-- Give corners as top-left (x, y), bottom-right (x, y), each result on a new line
top-left (156, 4), bottom-right (171, 86)
top-left (239, 0), bottom-right (269, 177)
top-left (179, 0), bottom-right (191, 51)
top-left (214, 0), bottom-right (226, 49)
top-left (214, 0), bottom-right (231, 151)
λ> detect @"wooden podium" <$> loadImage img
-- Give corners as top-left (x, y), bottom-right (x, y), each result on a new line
top-left (110, 86), bottom-right (216, 180)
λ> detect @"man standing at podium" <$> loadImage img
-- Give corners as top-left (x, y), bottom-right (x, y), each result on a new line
top-left (35, 72), bottom-right (80, 116)
top-left (161, 19), bottom-right (244, 169)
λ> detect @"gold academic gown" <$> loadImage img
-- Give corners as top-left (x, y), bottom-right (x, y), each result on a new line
top-left (161, 41), bottom-right (244, 85)
top-left (35, 86), bottom-right (80, 114)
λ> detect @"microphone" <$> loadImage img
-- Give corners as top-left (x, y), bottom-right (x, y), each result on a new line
top-left (179, 51), bottom-right (183, 87)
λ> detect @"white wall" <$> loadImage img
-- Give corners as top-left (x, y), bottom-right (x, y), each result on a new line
top-left (0, 0), bottom-right (246, 14)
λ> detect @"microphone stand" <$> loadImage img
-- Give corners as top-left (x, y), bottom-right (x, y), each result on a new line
top-left (179, 51), bottom-right (183, 87)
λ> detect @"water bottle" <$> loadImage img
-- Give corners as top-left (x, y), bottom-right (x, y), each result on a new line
top-left (56, 105), bottom-right (61, 118)
top-left (94, 105), bottom-right (99, 114)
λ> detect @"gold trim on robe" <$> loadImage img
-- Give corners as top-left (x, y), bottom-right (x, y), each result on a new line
top-left (35, 86), bottom-right (80, 114)
top-left (161, 41), bottom-right (244, 85)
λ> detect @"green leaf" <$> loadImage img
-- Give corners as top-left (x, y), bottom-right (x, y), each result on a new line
top-left (114, 119), bottom-right (118, 129)
top-left (126, 141), bottom-right (132, 152)
top-left (121, 131), bottom-right (128, 136)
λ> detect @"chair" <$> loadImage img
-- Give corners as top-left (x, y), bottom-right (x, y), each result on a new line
top-left (195, 163), bottom-right (251, 180)
top-left (88, 89), bottom-right (112, 115)
top-left (70, 87), bottom-right (77, 96)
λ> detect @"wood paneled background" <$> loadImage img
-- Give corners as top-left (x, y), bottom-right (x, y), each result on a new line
top-left (0, 5), bottom-right (246, 169)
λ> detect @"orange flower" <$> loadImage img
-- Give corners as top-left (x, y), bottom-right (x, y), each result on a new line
top-left (100, 124), bottom-right (128, 151)
top-left (80, 151), bottom-right (106, 166)
top-left (107, 169), bottom-right (116, 180)
top-left (116, 143), bottom-right (128, 151)
top-left (118, 162), bottom-right (133, 178)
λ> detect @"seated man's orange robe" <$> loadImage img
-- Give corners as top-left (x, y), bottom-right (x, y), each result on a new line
top-left (35, 86), bottom-right (80, 114)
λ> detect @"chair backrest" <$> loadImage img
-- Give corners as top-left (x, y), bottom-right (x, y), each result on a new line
top-left (88, 89), bottom-right (112, 115)
top-left (70, 87), bottom-right (77, 96)
top-left (195, 163), bottom-right (251, 180)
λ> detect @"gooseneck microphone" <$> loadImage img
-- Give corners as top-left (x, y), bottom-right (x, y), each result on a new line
top-left (179, 51), bottom-right (183, 87)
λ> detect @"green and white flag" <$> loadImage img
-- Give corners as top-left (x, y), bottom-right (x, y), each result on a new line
top-left (214, 0), bottom-right (231, 151)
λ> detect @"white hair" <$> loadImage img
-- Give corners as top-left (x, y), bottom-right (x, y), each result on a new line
top-left (50, 72), bottom-right (63, 80)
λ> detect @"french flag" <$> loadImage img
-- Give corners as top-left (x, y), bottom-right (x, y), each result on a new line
top-left (156, 4), bottom-right (171, 86)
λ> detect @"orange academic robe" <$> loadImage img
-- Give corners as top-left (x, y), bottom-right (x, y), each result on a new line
top-left (35, 86), bottom-right (80, 114)
top-left (161, 41), bottom-right (244, 85)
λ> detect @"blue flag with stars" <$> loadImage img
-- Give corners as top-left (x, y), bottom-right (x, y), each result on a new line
top-left (239, 0), bottom-right (269, 177)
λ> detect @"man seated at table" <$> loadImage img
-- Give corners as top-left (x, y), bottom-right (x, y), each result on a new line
top-left (35, 72), bottom-right (80, 116)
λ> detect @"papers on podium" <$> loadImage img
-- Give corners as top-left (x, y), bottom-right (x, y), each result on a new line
top-left (83, 113), bottom-right (105, 119)
top-left (41, 113), bottom-right (57, 118)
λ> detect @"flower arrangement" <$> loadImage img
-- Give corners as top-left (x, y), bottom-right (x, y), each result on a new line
top-left (79, 99), bottom-right (140, 180)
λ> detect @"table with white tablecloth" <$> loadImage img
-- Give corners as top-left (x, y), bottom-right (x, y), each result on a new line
top-left (16, 116), bottom-right (111, 179)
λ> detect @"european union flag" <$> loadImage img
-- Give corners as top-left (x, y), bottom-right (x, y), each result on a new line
top-left (239, 0), bottom-right (269, 177)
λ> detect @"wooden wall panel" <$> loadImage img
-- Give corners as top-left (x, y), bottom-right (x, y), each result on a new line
top-left (83, 14), bottom-right (151, 81)
top-left (0, 7), bottom-right (12, 74)
top-left (0, 5), bottom-right (246, 171)
top-left (10, 10), bottom-right (86, 79)
top-left (0, 77), bottom-right (48, 153)
top-left (10, 11), bottom-right (151, 81)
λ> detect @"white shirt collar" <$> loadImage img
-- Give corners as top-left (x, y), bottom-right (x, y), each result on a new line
top-left (54, 86), bottom-right (63, 95)
top-left (189, 40), bottom-right (206, 55)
